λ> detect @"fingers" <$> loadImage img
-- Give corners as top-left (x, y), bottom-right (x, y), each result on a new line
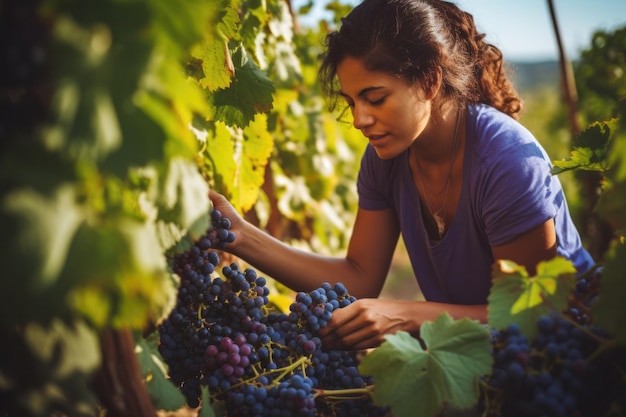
top-left (208, 190), bottom-right (235, 219)
top-left (208, 189), bottom-right (226, 204)
top-left (319, 301), bottom-right (385, 350)
top-left (323, 325), bottom-right (382, 350)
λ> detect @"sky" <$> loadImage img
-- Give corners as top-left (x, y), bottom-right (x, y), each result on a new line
top-left (293, 0), bottom-right (626, 62)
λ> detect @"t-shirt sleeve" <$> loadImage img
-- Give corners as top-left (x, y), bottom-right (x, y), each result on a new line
top-left (476, 125), bottom-right (560, 247)
top-left (357, 145), bottom-right (394, 210)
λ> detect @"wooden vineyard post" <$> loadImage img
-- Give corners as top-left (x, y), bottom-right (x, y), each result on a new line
top-left (92, 328), bottom-right (156, 417)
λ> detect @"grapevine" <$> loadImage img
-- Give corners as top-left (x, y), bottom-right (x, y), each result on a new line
top-left (2, 0), bottom-right (626, 416)
top-left (479, 265), bottom-right (626, 417)
top-left (158, 209), bottom-right (389, 416)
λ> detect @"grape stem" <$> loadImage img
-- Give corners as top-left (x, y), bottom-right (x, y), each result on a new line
top-left (226, 355), bottom-right (311, 393)
top-left (313, 386), bottom-right (374, 400)
top-left (561, 314), bottom-right (609, 344)
top-left (587, 338), bottom-right (620, 362)
top-left (272, 355), bottom-right (309, 384)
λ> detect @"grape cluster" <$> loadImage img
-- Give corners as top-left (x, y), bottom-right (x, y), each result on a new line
top-left (195, 208), bottom-right (236, 250)
top-left (565, 265), bottom-right (602, 325)
top-left (480, 266), bottom-right (625, 417)
top-left (289, 283), bottom-right (356, 334)
top-left (158, 208), bottom-right (388, 416)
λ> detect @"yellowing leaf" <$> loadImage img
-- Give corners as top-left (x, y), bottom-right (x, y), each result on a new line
top-left (192, 39), bottom-right (233, 92)
top-left (488, 257), bottom-right (576, 339)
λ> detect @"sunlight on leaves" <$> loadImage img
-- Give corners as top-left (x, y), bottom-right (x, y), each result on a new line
top-left (551, 120), bottom-right (615, 174)
top-left (24, 319), bottom-right (101, 379)
top-left (212, 46), bottom-right (275, 128)
top-left (488, 258), bottom-right (576, 339)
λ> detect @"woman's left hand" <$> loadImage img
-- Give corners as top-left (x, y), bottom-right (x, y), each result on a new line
top-left (317, 298), bottom-right (415, 350)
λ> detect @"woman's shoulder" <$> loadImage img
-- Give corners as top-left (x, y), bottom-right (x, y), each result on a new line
top-left (467, 104), bottom-right (546, 161)
top-left (358, 145), bottom-right (406, 190)
top-left (468, 104), bottom-right (531, 141)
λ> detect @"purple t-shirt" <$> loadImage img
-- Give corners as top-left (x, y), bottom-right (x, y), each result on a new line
top-left (357, 104), bottom-right (594, 304)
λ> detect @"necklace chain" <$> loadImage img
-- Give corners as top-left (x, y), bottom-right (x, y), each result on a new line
top-left (414, 108), bottom-right (463, 239)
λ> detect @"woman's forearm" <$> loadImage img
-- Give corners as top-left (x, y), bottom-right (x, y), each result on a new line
top-left (319, 298), bottom-right (489, 350)
top-left (230, 220), bottom-right (378, 298)
top-left (414, 301), bottom-right (488, 327)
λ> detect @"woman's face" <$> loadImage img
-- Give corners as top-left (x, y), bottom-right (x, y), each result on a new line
top-left (336, 56), bottom-right (433, 159)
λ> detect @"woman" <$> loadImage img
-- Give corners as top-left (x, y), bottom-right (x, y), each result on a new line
top-left (209, 0), bottom-right (594, 350)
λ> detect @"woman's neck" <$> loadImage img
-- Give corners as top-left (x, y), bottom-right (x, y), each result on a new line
top-left (412, 103), bottom-right (462, 164)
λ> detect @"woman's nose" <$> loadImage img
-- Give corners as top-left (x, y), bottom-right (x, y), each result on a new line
top-left (352, 104), bottom-right (374, 130)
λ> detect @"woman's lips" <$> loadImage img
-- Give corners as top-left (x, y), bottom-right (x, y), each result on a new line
top-left (366, 133), bottom-right (389, 144)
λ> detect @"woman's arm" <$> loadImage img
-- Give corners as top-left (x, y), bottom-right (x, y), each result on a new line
top-left (320, 298), bottom-right (487, 350)
top-left (492, 218), bottom-right (557, 276)
top-left (319, 219), bottom-right (557, 350)
top-left (209, 191), bottom-right (401, 299)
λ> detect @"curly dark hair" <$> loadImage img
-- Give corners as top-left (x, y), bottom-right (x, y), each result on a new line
top-left (319, 0), bottom-right (523, 119)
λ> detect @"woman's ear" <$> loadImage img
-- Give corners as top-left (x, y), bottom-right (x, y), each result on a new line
top-left (424, 66), bottom-right (443, 100)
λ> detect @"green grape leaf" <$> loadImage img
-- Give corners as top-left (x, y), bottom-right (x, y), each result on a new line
top-left (157, 157), bottom-right (211, 240)
top-left (135, 331), bottom-right (186, 411)
top-left (50, 0), bottom-right (216, 174)
top-left (199, 384), bottom-right (225, 417)
top-left (0, 185), bottom-right (86, 323)
top-left (134, 64), bottom-right (208, 159)
top-left (23, 319), bottom-right (101, 379)
top-left (572, 118), bottom-right (616, 149)
top-left (1, 319), bottom-right (101, 417)
top-left (593, 244), bottom-right (626, 343)
top-left (199, 115), bottom-right (273, 213)
top-left (359, 314), bottom-right (492, 417)
top-left (551, 120), bottom-right (614, 174)
top-left (63, 219), bottom-right (177, 329)
top-left (488, 258), bottom-right (576, 339)
top-left (212, 46), bottom-right (275, 128)
top-left (50, 12), bottom-right (167, 173)
top-left (147, 0), bottom-right (219, 48)
top-left (216, 2), bottom-right (239, 39)
top-left (238, 6), bottom-right (266, 57)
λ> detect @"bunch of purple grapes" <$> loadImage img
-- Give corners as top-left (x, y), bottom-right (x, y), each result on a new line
top-left (195, 208), bottom-right (236, 250)
top-left (565, 265), bottom-right (602, 325)
top-left (158, 208), bottom-right (388, 416)
top-left (480, 266), bottom-right (625, 417)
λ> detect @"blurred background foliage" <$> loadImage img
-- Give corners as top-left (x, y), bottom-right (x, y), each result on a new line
top-left (0, 0), bottom-right (625, 415)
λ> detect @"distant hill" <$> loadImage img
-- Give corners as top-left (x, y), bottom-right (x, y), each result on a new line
top-left (507, 60), bottom-right (561, 93)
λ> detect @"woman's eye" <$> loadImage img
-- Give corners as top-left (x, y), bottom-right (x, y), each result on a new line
top-left (369, 97), bottom-right (385, 105)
